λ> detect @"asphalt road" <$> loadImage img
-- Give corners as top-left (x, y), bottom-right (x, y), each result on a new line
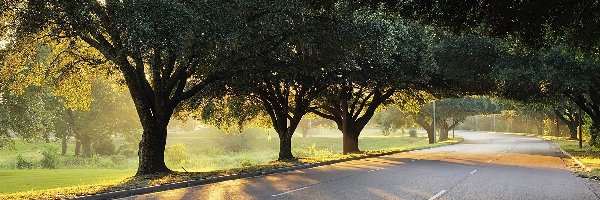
top-left (124, 131), bottom-right (599, 200)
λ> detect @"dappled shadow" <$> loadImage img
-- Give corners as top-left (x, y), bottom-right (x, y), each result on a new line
top-left (92, 132), bottom-right (584, 199)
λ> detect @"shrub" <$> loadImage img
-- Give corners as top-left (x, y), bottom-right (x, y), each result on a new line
top-left (240, 159), bottom-right (254, 167)
top-left (409, 130), bottom-right (418, 137)
top-left (211, 133), bottom-right (257, 153)
top-left (117, 144), bottom-right (137, 157)
top-left (15, 154), bottom-right (34, 169)
top-left (41, 146), bottom-right (60, 169)
top-left (165, 143), bottom-right (189, 165)
top-left (92, 138), bottom-right (116, 156)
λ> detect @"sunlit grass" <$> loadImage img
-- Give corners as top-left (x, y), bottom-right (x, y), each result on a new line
top-left (550, 138), bottom-right (600, 177)
top-left (0, 135), bottom-right (462, 199)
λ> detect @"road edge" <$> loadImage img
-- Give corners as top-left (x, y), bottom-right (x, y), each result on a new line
top-left (543, 138), bottom-right (590, 172)
top-left (74, 139), bottom-right (463, 200)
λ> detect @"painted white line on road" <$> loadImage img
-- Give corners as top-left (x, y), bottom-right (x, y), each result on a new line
top-left (487, 160), bottom-right (492, 163)
top-left (428, 190), bottom-right (447, 200)
top-left (271, 186), bottom-right (311, 197)
top-left (470, 169), bottom-right (478, 175)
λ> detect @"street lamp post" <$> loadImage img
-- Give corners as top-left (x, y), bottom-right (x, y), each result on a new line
top-left (579, 107), bottom-right (583, 149)
top-left (493, 114), bottom-right (496, 132)
top-left (433, 100), bottom-right (436, 143)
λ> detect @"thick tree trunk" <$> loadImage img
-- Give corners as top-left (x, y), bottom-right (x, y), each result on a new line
top-left (61, 134), bottom-right (68, 156)
top-left (568, 124), bottom-right (578, 140)
top-left (426, 128), bottom-right (435, 144)
top-left (339, 117), bottom-right (366, 154)
top-left (343, 129), bottom-right (360, 153)
top-left (81, 136), bottom-right (92, 157)
top-left (438, 122), bottom-right (449, 141)
top-left (277, 131), bottom-right (294, 161)
top-left (439, 129), bottom-right (449, 141)
top-left (136, 125), bottom-right (171, 175)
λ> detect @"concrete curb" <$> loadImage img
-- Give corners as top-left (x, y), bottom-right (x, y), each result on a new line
top-left (74, 140), bottom-right (463, 200)
top-left (542, 138), bottom-right (590, 172)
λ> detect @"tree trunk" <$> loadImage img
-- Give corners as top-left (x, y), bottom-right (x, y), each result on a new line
top-left (81, 136), bottom-right (92, 157)
top-left (426, 128), bottom-right (435, 144)
top-left (61, 134), bottom-right (68, 156)
top-left (569, 125), bottom-right (578, 140)
top-left (339, 117), bottom-right (366, 154)
top-left (277, 130), bottom-right (294, 161)
top-left (343, 129), bottom-right (360, 153)
top-left (591, 121), bottom-right (600, 146)
top-left (75, 140), bottom-right (81, 156)
top-left (438, 122), bottom-right (449, 141)
top-left (439, 129), bottom-right (449, 141)
top-left (136, 124), bottom-right (171, 175)
top-left (301, 128), bottom-right (309, 137)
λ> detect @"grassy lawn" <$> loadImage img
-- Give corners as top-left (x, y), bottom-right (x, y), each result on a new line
top-left (0, 127), bottom-right (462, 199)
top-left (0, 169), bottom-right (134, 194)
top-left (550, 138), bottom-right (600, 176)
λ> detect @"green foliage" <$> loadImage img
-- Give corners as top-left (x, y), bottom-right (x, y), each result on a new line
top-left (92, 137), bottom-right (116, 156)
top-left (15, 154), bottom-right (34, 169)
top-left (0, 87), bottom-right (60, 143)
top-left (209, 133), bottom-right (258, 153)
top-left (409, 130), bottom-right (418, 137)
top-left (373, 106), bottom-right (413, 136)
top-left (40, 146), bottom-right (59, 169)
top-left (165, 143), bottom-right (189, 165)
top-left (117, 144), bottom-right (137, 157)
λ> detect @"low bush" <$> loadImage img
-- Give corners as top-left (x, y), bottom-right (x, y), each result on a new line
top-left (165, 143), bottom-right (189, 165)
top-left (409, 130), bottom-right (418, 137)
top-left (15, 154), bottom-right (34, 169)
top-left (41, 146), bottom-right (60, 169)
top-left (117, 144), bottom-right (137, 157)
top-left (92, 138), bottom-right (116, 156)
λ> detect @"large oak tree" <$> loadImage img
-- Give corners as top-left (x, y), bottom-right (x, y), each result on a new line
top-left (3, 0), bottom-right (246, 175)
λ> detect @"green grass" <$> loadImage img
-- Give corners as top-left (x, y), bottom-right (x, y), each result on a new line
top-left (549, 137), bottom-right (600, 177)
top-left (0, 128), bottom-right (463, 199)
top-left (0, 169), bottom-right (134, 194)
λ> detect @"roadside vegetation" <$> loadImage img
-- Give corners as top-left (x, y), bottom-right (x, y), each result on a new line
top-left (0, 127), bottom-right (462, 199)
top-left (550, 138), bottom-right (600, 177)
top-left (2, 0), bottom-right (600, 199)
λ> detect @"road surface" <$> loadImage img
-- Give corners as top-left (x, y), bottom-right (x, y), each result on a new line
top-left (124, 131), bottom-right (600, 200)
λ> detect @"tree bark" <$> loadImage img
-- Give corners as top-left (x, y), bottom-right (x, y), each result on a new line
top-left (75, 140), bottom-right (81, 156)
top-left (80, 136), bottom-right (92, 157)
top-left (569, 125), bottom-right (578, 140)
top-left (61, 134), bottom-right (68, 156)
top-left (426, 127), bottom-right (435, 144)
top-left (342, 126), bottom-right (360, 153)
top-left (439, 122), bottom-right (449, 141)
top-left (591, 121), bottom-right (600, 146)
top-left (136, 125), bottom-right (170, 175)
top-left (277, 130), bottom-right (294, 161)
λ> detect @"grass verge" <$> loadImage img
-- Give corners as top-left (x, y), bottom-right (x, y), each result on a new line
top-left (548, 137), bottom-right (600, 177)
top-left (0, 137), bottom-right (462, 200)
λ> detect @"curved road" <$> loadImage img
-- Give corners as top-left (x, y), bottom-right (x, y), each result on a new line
top-left (125, 131), bottom-right (599, 200)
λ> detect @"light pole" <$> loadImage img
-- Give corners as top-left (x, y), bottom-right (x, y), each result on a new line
top-left (433, 100), bottom-right (436, 143)
top-left (493, 114), bottom-right (496, 132)
top-left (451, 117), bottom-right (455, 138)
top-left (579, 107), bottom-right (583, 149)
top-left (475, 115), bottom-right (478, 131)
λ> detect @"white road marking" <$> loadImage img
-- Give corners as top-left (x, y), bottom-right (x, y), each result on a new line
top-left (487, 160), bottom-right (492, 163)
top-left (428, 190), bottom-right (447, 200)
top-left (470, 169), bottom-right (478, 175)
top-left (271, 186), bottom-right (311, 197)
